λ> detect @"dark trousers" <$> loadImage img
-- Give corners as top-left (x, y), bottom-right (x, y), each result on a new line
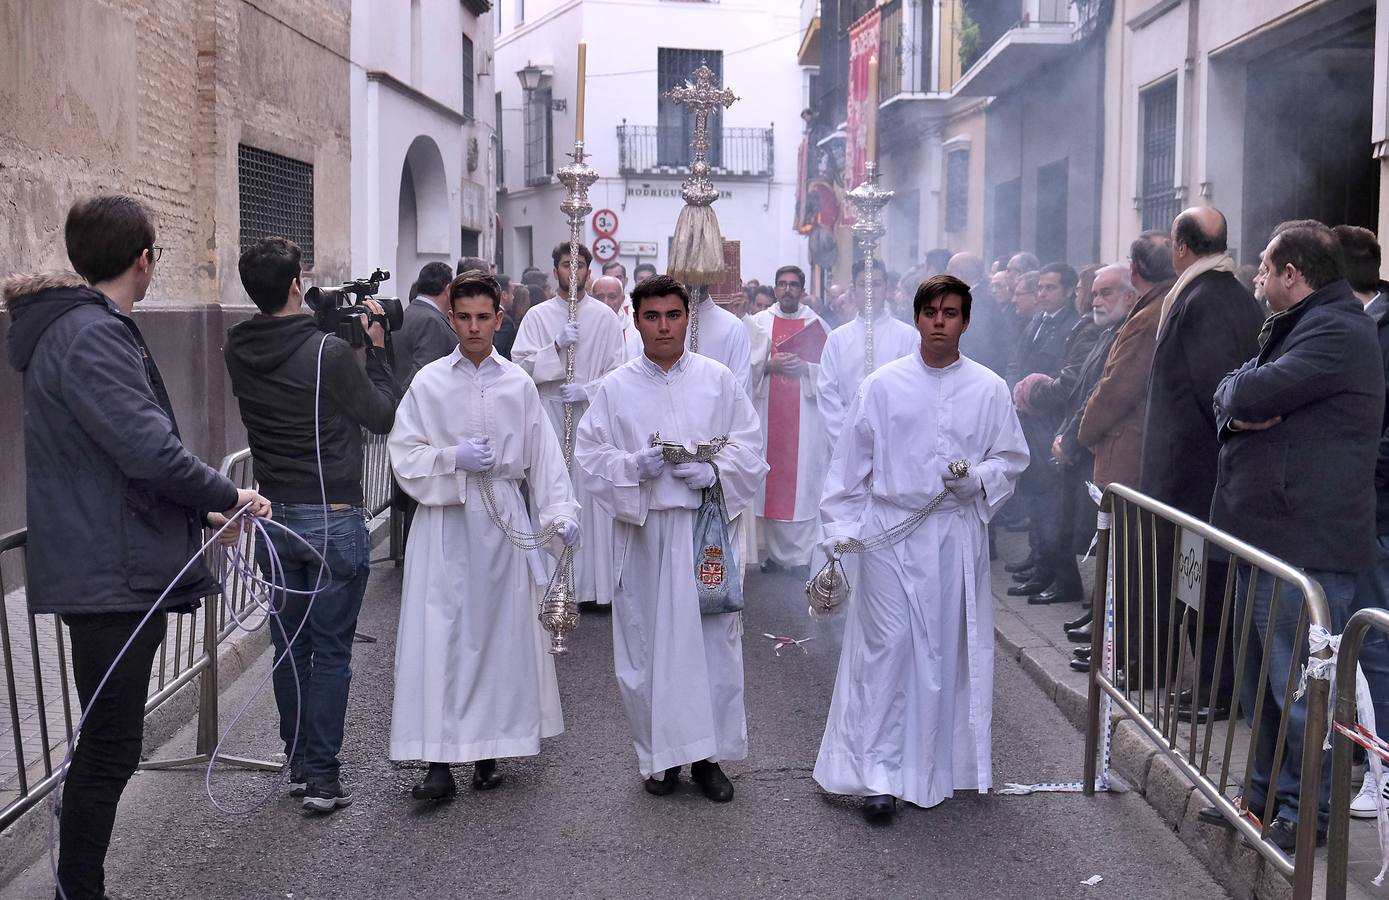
top-left (57, 610), bottom-right (167, 900)
top-left (256, 504), bottom-right (370, 783)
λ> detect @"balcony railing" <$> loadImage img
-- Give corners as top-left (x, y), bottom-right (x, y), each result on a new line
top-left (617, 123), bottom-right (775, 179)
top-left (877, 0), bottom-right (934, 98)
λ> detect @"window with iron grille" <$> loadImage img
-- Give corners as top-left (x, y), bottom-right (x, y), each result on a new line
top-left (524, 85), bottom-right (553, 185)
top-left (946, 148), bottom-right (970, 233)
top-left (1140, 79), bottom-right (1179, 232)
top-left (657, 48), bottom-right (723, 169)
top-left (461, 34), bottom-right (475, 121)
top-left (238, 144), bottom-right (314, 268)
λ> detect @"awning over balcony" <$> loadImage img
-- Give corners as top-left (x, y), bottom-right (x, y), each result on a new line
top-left (952, 22), bottom-right (1075, 97)
top-left (799, 15), bottom-right (822, 66)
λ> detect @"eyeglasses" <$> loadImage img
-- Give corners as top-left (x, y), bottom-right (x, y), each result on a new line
top-left (148, 246), bottom-right (165, 262)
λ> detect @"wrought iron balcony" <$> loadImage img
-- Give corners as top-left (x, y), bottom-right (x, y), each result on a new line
top-left (617, 123), bottom-right (775, 179)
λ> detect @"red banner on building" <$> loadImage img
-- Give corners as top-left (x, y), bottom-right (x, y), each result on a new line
top-left (845, 7), bottom-right (880, 223)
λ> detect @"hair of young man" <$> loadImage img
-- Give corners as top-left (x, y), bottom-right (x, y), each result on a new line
top-left (1333, 225), bottom-right (1382, 294)
top-left (496, 273), bottom-right (512, 291)
top-left (416, 261), bottom-right (455, 298)
top-left (1267, 221), bottom-right (1344, 292)
top-left (448, 271), bottom-right (503, 313)
top-left (1173, 209), bottom-right (1228, 256)
top-left (1129, 230), bottom-right (1177, 283)
top-left (630, 274), bottom-right (689, 314)
top-left (65, 195), bottom-right (157, 285)
top-left (238, 236), bottom-right (303, 315)
top-left (851, 257), bottom-right (888, 280)
top-left (522, 271), bottom-right (548, 291)
top-left (552, 241), bottom-right (593, 269)
top-left (634, 262), bottom-right (657, 278)
top-left (1039, 261), bottom-right (1079, 293)
top-left (775, 265), bottom-right (806, 287)
top-left (753, 284), bottom-right (776, 301)
top-left (914, 274), bottom-right (973, 322)
top-left (456, 256), bottom-right (489, 276)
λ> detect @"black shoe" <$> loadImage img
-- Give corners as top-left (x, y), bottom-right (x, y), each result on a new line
top-left (411, 763), bottom-right (457, 801)
top-left (1008, 578), bottom-right (1053, 597)
top-left (690, 759), bottom-right (734, 802)
top-left (1073, 646), bottom-right (1091, 661)
top-left (1070, 657), bottom-right (1091, 673)
top-left (287, 765), bottom-right (307, 798)
top-left (1028, 586), bottom-right (1078, 605)
top-left (1176, 689), bottom-right (1231, 723)
top-left (302, 777), bottom-right (354, 813)
top-left (863, 794), bottom-right (897, 820)
top-left (1010, 568), bottom-right (1040, 583)
top-left (1066, 622), bottom-right (1093, 643)
top-left (1198, 796), bottom-right (1265, 830)
top-left (1005, 559), bottom-right (1037, 574)
top-left (472, 758), bottom-right (503, 790)
top-left (644, 765), bottom-right (681, 796)
top-left (760, 559), bottom-right (784, 573)
top-left (1264, 816), bottom-right (1327, 853)
top-left (1063, 612), bottom-right (1092, 631)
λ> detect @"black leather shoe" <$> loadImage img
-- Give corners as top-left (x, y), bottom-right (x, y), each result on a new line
top-left (1073, 646), bottom-right (1091, 661)
top-left (1176, 689), bottom-right (1231, 723)
top-left (1005, 559), bottom-right (1036, 574)
top-left (1008, 578), bottom-right (1053, 597)
top-left (1198, 797), bottom-right (1265, 829)
top-left (644, 765), bottom-right (681, 796)
top-left (760, 559), bottom-right (783, 573)
top-left (1011, 567), bottom-right (1041, 583)
top-left (690, 760), bottom-right (734, 802)
top-left (411, 763), bottom-right (457, 801)
top-left (862, 794), bottom-right (896, 820)
top-left (1265, 816), bottom-right (1327, 853)
top-left (1063, 612), bottom-right (1092, 632)
top-left (472, 758), bottom-right (503, 790)
top-left (1066, 622), bottom-right (1093, 643)
top-left (1069, 657), bottom-right (1091, 672)
top-left (1028, 586), bottom-right (1080, 605)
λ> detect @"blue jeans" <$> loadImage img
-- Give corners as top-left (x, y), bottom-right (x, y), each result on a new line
top-left (255, 504), bottom-right (370, 783)
top-left (1351, 534), bottom-right (1389, 735)
top-left (1236, 565), bottom-right (1357, 830)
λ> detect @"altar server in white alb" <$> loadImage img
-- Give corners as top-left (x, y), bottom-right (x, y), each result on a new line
top-left (686, 282), bottom-right (752, 394)
top-left (816, 258), bottom-right (921, 454)
top-left (815, 274), bottom-right (1028, 821)
top-left (388, 272), bottom-right (580, 802)
top-left (750, 265), bottom-right (831, 574)
top-left (576, 275), bottom-right (768, 803)
top-left (511, 242), bottom-right (625, 608)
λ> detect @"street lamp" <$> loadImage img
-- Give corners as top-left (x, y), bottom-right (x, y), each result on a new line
top-left (517, 62), bottom-right (545, 93)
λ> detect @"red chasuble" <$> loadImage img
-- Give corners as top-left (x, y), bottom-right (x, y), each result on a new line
top-left (764, 314), bottom-right (808, 521)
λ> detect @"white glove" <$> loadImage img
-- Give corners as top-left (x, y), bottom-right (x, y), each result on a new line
top-left (559, 382), bottom-right (587, 404)
top-left (672, 462), bottom-right (716, 490)
top-left (555, 321), bottom-right (580, 350)
top-left (454, 437), bottom-right (495, 473)
top-left (819, 536), bottom-right (849, 559)
top-left (943, 468), bottom-right (983, 502)
top-left (556, 518), bottom-right (580, 547)
top-left (632, 446), bottom-right (666, 481)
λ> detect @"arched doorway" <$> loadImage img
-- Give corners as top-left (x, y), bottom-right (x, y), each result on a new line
top-left (396, 135), bottom-right (451, 296)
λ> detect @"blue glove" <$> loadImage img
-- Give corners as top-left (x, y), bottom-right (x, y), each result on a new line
top-left (454, 438), bottom-right (495, 473)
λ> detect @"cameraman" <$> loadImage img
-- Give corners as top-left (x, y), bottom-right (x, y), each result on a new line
top-left (5, 195), bottom-right (269, 900)
top-left (224, 236), bottom-right (400, 812)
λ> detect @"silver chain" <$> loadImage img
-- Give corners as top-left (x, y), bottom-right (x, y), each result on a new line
top-left (476, 472), bottom-right (561, 551)
top-left (829, 459), bottom-right (970, 557)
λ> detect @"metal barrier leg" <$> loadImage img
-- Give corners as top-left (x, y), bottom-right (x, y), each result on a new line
top-left (1083, 497), bottom-right (1112, 796)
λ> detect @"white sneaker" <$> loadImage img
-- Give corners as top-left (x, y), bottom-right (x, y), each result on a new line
top-left (1350, 769), bottom-right (1388, 819)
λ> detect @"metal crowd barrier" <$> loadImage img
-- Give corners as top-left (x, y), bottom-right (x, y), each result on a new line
top-left (1327, 607), bottom-right (1389, 898)
top-left (0, 435), bottom-right (396, 832)
top-left (1082, 484), bottom-right (1332, 899)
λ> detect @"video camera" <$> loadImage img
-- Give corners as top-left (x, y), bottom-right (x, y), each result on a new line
top-left (304, 268), bottom-right (404, 348)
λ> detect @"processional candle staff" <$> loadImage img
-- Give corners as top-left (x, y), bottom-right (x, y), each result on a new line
top-left (846, 54), bottom-right (893, 374)
top-left (543, 41), bottom-right (597, 654)
top-left (665, 63), bottom-right (738, 351)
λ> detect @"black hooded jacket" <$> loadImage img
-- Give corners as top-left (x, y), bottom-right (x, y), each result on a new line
top-left (223, 314), bottom-right (399, 505)
top-left (3, 272), bottom-right (239, 615)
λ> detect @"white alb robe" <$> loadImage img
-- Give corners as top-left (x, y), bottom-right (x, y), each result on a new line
top-left (813, 353), bottom-right (1027, 807)
top-left (575, 351), bottom-right (768, 777)
top-left (751, 305), bottom-right (830, 567)
top-left (738, 313), bottom-right (771, 570)
top-left (816, 313), bottom-right (920, 456)
top-left (687, 296), bottom-right (752, 395)
top-left (512, 295), bottom-right (626, 605)
top-left (387, 348), bottom-right (580, 763)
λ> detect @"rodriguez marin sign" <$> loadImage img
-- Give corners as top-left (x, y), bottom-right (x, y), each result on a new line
top-left (626, 186), bottom-right (733, 199)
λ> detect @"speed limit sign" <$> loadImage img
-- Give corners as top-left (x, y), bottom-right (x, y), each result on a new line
top-left (592, 208), bottom-right (619, 237)
top-left (592, 235), bottom-right (619, 263)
